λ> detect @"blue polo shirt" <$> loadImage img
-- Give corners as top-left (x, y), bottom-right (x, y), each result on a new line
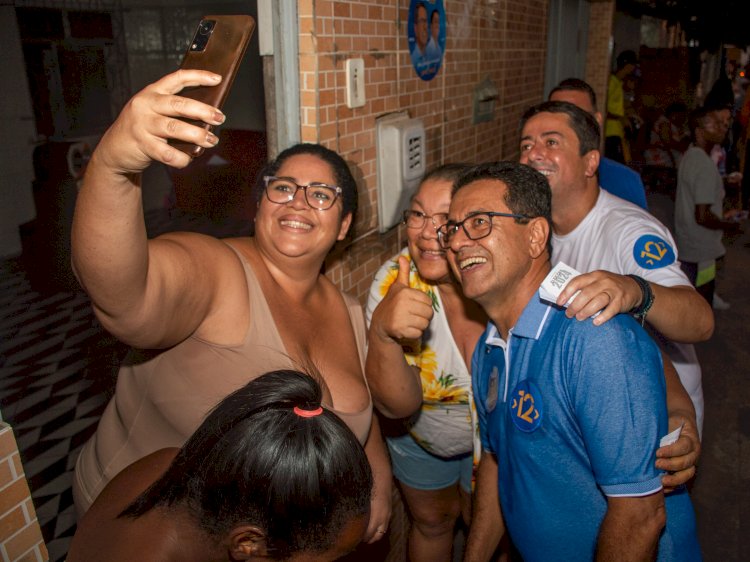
top-left (472, 290), bottom-right (701, 561)
top-left (599, 156), bottom-right (649, 210)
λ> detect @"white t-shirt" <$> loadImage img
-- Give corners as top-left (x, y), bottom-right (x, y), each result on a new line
top-left (552, 188), bottom-right (704, 434)
top-left (675, 145), bottom-right (726, 263)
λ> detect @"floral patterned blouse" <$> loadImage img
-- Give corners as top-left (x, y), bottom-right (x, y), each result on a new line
top-left (366, 248), bottom-right (477, 458)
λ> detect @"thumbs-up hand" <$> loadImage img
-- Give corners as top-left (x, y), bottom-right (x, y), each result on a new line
top-left (395, 254), bottom-right (414, 288)
top-left (370, 256), bottom-right (435, 343)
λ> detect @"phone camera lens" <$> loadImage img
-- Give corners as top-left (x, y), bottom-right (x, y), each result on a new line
top-left (199, 21), bottom-right (213, 35)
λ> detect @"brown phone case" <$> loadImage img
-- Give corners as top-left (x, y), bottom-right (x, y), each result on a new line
top-left (170, 15), bottom-right (255, 158)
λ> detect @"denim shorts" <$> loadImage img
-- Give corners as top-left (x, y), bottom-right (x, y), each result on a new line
top-left (386, 432), bottom-right (473, 493)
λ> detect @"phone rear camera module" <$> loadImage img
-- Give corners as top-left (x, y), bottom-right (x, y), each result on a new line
top-left (190, 19), bottom-right (216, 51)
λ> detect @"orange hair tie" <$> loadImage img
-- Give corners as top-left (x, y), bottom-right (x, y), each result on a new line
top-left (293, 405), bottom-right (323, 418)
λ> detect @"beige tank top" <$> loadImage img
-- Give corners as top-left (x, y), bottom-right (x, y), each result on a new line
top-left (74, 243), bottom-right (372, 513)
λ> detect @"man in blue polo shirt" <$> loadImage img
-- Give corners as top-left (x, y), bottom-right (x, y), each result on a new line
top-left (437, 162), bottom-right (701, 561)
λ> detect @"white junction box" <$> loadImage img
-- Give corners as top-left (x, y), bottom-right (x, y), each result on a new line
top-left (375, 112), bottom-right (426, 232)
top-left (345, 58), bottom-right (366, 108)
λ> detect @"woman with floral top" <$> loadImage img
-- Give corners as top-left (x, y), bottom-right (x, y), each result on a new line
top-left (365, 165), bottom-right (487, 562)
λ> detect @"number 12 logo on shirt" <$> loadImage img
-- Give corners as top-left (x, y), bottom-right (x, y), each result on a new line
top-left (510, 380), bottom-right (543, 432)
top-left (633, 234), bottom-right (675, 269)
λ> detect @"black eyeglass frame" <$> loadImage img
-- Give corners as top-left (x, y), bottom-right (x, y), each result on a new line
top-left (437, 211), bottom-right (531, 248)
top-left (402, 209), bottom-right (450, 230)
top-left (262, 175), bottom-right (343, 211)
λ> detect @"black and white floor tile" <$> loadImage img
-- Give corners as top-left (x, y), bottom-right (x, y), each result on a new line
top-left (0, 257), bottom-right (125, 561)
top-left (0, 209), bottom-right (252, 561)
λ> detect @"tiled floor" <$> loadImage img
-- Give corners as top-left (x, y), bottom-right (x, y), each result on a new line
top-left (0, 257), bottom-right (125, 561)
top-left (0, 209), bottom-right (252, 561)
top-left (1, 199), bottom-right (748, 561)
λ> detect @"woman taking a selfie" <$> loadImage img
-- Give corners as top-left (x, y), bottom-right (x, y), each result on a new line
top-left (70, 69), bottom-right (390, 542)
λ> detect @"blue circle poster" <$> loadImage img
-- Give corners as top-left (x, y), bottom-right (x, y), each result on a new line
top-left (408, 0), bottom-right (445, 81)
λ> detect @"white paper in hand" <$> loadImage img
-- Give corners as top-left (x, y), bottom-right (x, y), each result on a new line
top-left (539, 262), bottom-right (583, 307)
top-left (659, 424), bottom-right (684, 448)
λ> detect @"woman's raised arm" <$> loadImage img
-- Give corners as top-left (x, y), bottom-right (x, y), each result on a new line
top-left (71, 70), bottom-right (235, 348)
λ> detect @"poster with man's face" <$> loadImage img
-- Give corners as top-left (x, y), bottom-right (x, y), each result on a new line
top-left (408, 0), bottom-right (445, 81)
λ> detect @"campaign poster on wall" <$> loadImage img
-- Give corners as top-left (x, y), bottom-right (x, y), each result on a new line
top-left (408, 0), bottom-right (445, 81)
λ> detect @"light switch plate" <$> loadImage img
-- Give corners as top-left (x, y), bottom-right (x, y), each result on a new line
top-left (345, 58), bottom-right (366, 108)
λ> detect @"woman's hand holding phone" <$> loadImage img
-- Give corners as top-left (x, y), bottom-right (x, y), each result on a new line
top-left (85, 14), bottom-right (254, 179)
top-left (92, 70), bottom-right (227, 175)
top-left (169, 15), bottom-right (255, 157)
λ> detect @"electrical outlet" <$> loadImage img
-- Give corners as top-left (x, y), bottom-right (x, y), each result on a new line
top-left (345, 58), bottom-right (366, 108)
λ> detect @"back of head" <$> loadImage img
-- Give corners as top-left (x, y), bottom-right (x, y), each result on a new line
top-left (520, 100), bottom-right (601, 155)
top-left (121, 370), bottom-right (373, 558)
top-left (253, 143), bottom-right (359, 218)
top-left (549, 78), bottom-right (598, 111)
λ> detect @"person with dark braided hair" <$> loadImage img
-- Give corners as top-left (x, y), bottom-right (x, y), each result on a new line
top-left (68, 370), bottom-right (373, 562)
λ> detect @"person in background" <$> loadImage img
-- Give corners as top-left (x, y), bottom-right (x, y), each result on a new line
top-left (70, 69), bottom-right (391, 542)
top-left (549, 77), bottom-right (648, 210)
top-left (675, 104), bottom-right (746, 306)
top-left (605, 50), bottom-right (639, 164)
top-left (706, 105), bottom-right (742, 310)
top-left (446, 162), bottom-right (701, 562)
top-left (67, 370), bottom-right (374, 562)
top-left (644, 102), bottom-right (691, 170)
top-left (705, 61), bottom-right (743, 183)
top-left (704, 59), bottom-right (738, 115)
top-left (366, 164), bottom-right (486, 562)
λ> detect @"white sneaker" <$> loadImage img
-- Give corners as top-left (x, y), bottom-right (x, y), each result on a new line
top-left (713, 293), bottom-right (731, 310)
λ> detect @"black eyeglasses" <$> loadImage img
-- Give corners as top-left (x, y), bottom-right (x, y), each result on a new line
top-left (403, 210), bottom-right (449, 230)
top-left (437, 211), bottom-right (531, 248)
top-left (263, 176), bottom-right (342, 211)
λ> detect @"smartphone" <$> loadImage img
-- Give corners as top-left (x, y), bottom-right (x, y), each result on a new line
top-left (170, 15), bottom-right (255, 158)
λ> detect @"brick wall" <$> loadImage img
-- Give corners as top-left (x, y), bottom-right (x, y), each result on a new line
top-left (294, 2), bottom-right (549, 558)
top-left (295, 0), bottom-right (549, 303)
top-left (0, 424), bottom-right (48, 562)
top-left (585, 0), bottom-right (615, 113)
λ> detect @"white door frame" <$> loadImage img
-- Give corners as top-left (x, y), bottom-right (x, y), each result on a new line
top-left (258, 0), bottom-right (300, 155)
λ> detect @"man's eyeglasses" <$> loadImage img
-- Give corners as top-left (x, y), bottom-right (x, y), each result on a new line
top-left (437, 211), bottom-right (531, 249)
top-left (403, 210), bottom-right (449, 230)
top-left (263, 176), bottom-right (342, 211)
